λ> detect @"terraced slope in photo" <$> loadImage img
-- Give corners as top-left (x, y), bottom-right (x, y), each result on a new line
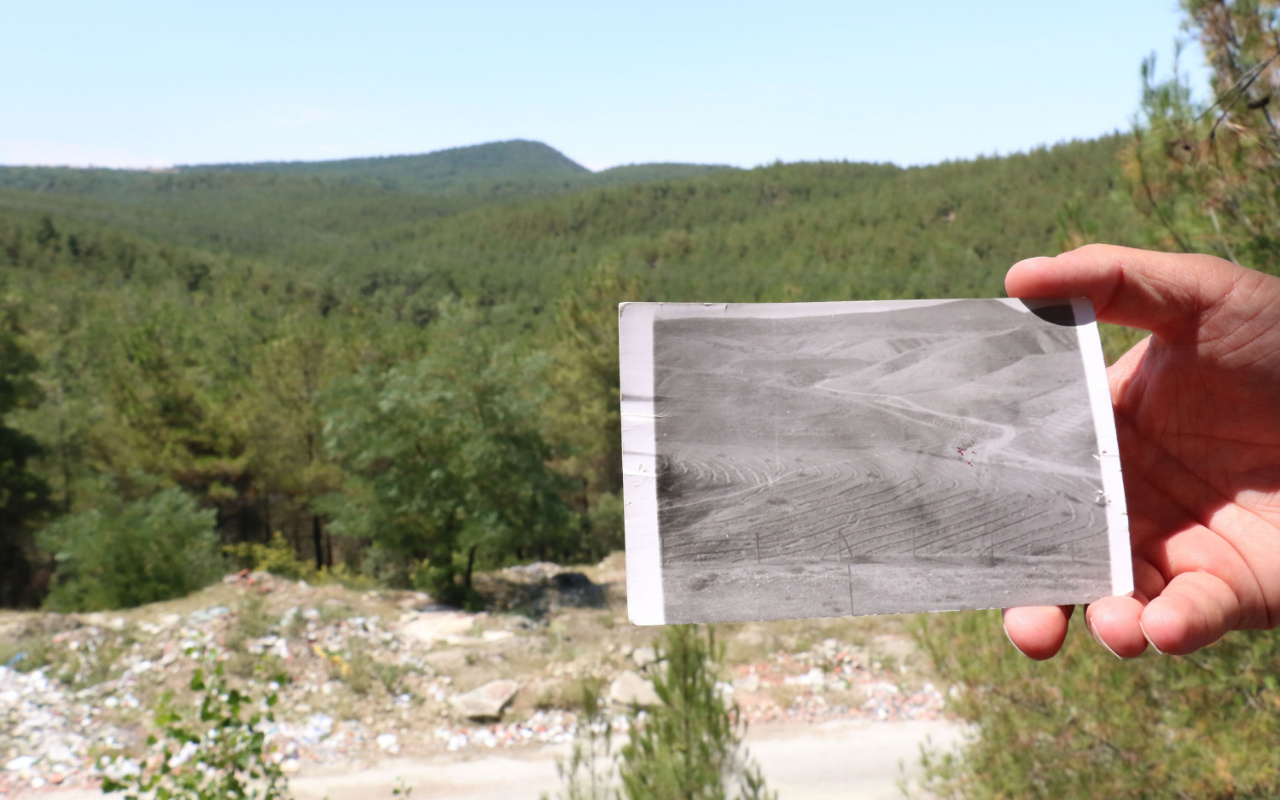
top-left (652, 300), bottom-right (1113, 622)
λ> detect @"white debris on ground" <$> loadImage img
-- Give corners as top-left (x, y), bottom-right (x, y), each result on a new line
top-left (731, 638), bottom-right (948, 725)
top-left (0, 569), bottom-right (951, 797)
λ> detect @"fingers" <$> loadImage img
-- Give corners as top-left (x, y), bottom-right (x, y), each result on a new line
top-left (1138, 571), bottom-right (1243, 655)
top-left (1085, 595), bottom-right (1148, 658)
top-left (1011, 577), bottom-right (1238, 660)
top-left (1002, 605), bottom-right (1072, 660)
top-left (1026, 575), bottom-right (1240, 659)
top-left (1005, 245), bottom-right (1241, 343)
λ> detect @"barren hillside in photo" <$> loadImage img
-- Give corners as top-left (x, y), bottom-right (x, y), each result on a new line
top-left (651, 300), bottom-right (1112, 622)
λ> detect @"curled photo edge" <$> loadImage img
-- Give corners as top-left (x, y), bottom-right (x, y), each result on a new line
top-left (1070, 297), bottom-right (1134, 597)
top-left (618, 303), bottom-right (666, 625)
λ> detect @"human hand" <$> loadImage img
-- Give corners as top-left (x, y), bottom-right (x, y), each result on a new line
top-left (1002, 244), bottom-right (1280, 659)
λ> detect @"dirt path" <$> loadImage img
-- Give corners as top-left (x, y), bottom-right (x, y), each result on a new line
top-left (40, 719), bottom-right (964, 800)
top-left (278, 718), bottom-right (965, 800)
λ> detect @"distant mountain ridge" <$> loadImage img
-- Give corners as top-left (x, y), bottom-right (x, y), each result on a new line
top-left (188, 140), bottom-right (589, 193)
top-left (180, 140), bottom-right (733, 195)
top-left (0, 139), bottom-right (736, 220)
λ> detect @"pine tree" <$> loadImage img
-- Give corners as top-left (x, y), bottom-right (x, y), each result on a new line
top-left (0, 299), bottom-right (51, 606)
top-left (1122, 0), bottom-right (1280, 273)
top-left (618, 626), bottom-right (774, 800)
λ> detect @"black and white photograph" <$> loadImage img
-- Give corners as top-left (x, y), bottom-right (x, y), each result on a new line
top-left (620, 299), bottom-right (1131, 625)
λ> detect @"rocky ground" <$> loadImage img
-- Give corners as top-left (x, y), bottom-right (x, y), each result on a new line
top-left (0, 554), bottom-right (952, 798)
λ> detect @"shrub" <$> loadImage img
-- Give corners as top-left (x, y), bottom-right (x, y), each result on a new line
top-left (39, 488), bottom-right (223, 611)
top-left (582, 492), bottom-right (625, 559)
top-left (224, 532), bottom-right (319, 582)
top-left (224, 531), bottom-right (378, 591)
top-left (103, 652), bottom-right (287, 800)
top-left (913, 609), bottom-right (1280, 799)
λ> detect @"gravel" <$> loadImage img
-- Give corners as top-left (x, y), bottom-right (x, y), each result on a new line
top-left (0, 575), bottom-right (952, 797)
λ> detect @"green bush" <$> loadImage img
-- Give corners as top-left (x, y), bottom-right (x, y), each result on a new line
top-left (224, 532), bottom-right (319, 582)
top-left (39, 488), bottom-right (223, 611)
top-left (103, 652), bottom-right (287, 800)
top-left (913, 609), bottom-right (1280, 799)
top-left (582, 492), bottom-right (625, 558)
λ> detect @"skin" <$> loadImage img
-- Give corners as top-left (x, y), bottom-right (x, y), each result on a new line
top-left (1001, 244), bottom-right (1280, 659)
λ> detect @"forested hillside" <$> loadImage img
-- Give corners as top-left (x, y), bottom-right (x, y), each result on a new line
top-left (0, 141), bottom-right (732, 261)
top-left (0, 134), bottom-right (1146, 609)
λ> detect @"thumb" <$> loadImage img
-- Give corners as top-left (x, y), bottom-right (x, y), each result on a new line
top-left (1005, 245), bottom-right (1246, 344)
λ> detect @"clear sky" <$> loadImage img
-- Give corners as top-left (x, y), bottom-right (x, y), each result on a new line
top-left (1, 1), bottom-right (1207, 171)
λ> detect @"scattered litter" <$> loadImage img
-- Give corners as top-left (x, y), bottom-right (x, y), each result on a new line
top-left (0, 570), bottom-right (950, 796)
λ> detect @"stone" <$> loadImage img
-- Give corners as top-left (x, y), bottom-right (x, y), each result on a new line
top-left (733, 673), bottom-right (761, 693)
top-left (375, 733), bottom-right (400, 754)
top-left (424, 649), bottom-right (469, 673)
top-left (401, 612), bottom-right (476, 644)
top-left (5, 755), bottom-right (36, 772)
top-left (450, 680), bottom-right (519, 720)
top-left (610, 670), bottom-right (660, 708)
top-left (784, 668), bottom-right (825, 688)
top-left (631, 646), bottom-right (657, 669)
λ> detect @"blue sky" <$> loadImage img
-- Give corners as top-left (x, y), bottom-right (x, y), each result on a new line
top-left (1, 1), bottom-right (1206, 171)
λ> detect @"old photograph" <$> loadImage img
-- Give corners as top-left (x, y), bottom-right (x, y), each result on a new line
top-left (620, 299), bottom-right (1130, 625)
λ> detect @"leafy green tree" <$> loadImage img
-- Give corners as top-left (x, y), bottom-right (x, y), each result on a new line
top-left (618, 626), bottom-right (774, 800)
top-left (0, 298), bottom-right (51, 606)
top-left (543, 261), bottom-right (638, 557)
top-left (322, 304), bottom-right (571, 602)
top-left (39, 487), bottom-right (223, 611)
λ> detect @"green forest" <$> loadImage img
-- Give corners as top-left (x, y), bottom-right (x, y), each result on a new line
top-left (0, 134), bottom-right (1158, 608)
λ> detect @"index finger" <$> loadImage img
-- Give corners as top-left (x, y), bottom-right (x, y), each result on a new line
top-left (1005, 244), bottom-right (1241, 344)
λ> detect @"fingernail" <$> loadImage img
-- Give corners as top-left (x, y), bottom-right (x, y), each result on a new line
top-left (1012, 256), bottom-right (1053, 270)
top-left (1001, 615), bottom-right (1030, 657)
top-left (1137, 620), bottom-right (1165, 655)
top-left (1087, 616), bottom-right (1122, 659)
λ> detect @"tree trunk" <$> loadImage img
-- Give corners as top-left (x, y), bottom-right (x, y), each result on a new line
top-left (312, 515), bottom-right (325, 570)
top-left (464, 544), bottom-right (478, 592)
